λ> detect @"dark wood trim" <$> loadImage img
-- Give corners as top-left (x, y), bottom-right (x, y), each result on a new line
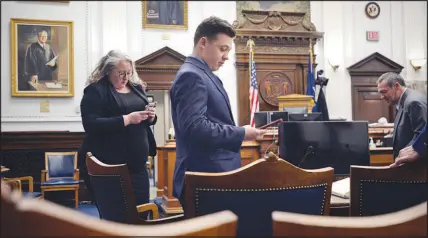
top-left (1, 131), bottom-right (84, 150)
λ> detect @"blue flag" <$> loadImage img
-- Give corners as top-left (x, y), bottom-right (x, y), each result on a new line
top-left (306, 42), bottom-right (317, 112)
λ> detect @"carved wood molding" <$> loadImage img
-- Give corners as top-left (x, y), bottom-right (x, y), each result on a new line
top-left (347, 52), bottom-right (404, 77)
top-left (234, 10), bottom-right (315, 31)
top-left (135, 46), bottom-right (186, 91)
top-left (233, 9), bottom-right (323, 126)
top-left (233, 10), bottom-right (323, 56)
top-left (347, 52), bottom-right (402, 122)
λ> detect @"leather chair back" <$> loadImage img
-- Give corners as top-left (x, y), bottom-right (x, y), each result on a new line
top-left (86, 152), bottom-right (141, 224)
top-left (45, 152), bottom-right (77, 180)
top-left (184, 152), bottom-right (334, 237)
top-left (350, 163), bottom-right (427, 216)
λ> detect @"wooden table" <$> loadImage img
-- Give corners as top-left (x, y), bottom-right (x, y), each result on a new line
top-left (156, 140), bottom-right (261, 215)
top-left (370, 147), bottom-right (393, 166)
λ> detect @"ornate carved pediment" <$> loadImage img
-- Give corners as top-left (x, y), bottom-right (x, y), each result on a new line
top-left (347, 52), bottom-right (404, 77)
top-left (135, 46), bottom-right (186, 90)
top-left (233, 10), bottom-right (323, 55)
top-left (135, 46), bottom-right (186, 70)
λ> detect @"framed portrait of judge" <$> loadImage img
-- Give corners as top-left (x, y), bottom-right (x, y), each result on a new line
top-left (10, 18), bottom-right (74, 97)
top-left (142, 1), bottom-right (188, 30)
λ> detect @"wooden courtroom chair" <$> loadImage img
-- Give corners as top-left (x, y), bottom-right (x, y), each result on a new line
top-left (41, 152), bottom-right (80, 208)
top-left (272, 201), bottom-right (427, 236)
top-left (0, 180), bottom-right (238, 237)
top-left (184, 152), bottom-right (334, 237)
top-left (350, 162), bottom-right (427, 216)
top-left (3, 176), bottom-right (42, 199)
top-left (2, 180), bottom-right (22, 194)
top-left (147, 156), bottom-right (154, 179)
top-left (86, 152), bottom-right (183, 224)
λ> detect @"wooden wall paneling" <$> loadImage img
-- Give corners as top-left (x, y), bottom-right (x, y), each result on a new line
top-left (233, 10), bottom-right (323, 126)
top-left (348, 52), bottom-right (403, 123)
top-left (1, 131), bottom-right (88, 205)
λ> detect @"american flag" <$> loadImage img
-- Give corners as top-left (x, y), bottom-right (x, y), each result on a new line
top-left (249, 41), bottom-right (259, 127)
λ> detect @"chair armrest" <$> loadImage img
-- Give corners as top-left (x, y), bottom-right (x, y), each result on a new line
top-left (136, 203), bottom-right (159, 220)
top-left (144, 214), bottom-right (185, 225)
top-left (41, 170), bottom-right (47, 182)
top-left (4, 176), bottom-right (34, 192)
top-left (74, 169), bottom-right (80, 181)
top-left (3, 180), bottom-right (22, 196)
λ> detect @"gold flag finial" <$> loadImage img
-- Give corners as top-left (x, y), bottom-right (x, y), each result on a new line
top-left (246, 38), bottom-right (255, 51)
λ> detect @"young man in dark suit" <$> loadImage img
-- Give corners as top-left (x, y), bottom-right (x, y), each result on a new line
top-left (377, 72), bottom-right (427, 159)
top-left (170, 16), bottom-right (266, 210)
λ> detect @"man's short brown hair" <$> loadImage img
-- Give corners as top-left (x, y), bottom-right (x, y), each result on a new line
top-left (193, 16), bottom-right (236, 46)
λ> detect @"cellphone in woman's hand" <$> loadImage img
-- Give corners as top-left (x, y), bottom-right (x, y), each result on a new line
top-left (148, 102), bottom-right (157, 108)
top-left (145, 102), bottom-right (157, 110)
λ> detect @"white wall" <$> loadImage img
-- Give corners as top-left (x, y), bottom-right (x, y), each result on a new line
top-left (1, 1), bottom-right (88, 131)
top-left (2, 1), bottom-right (426, 130)
top-left (311, 1), bottom-right (427, 120)
top-left (1, 1), bottom-right (238, 132)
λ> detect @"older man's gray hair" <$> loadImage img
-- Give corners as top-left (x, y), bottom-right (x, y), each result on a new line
top-left (376, 72), bottom-right (406, 87)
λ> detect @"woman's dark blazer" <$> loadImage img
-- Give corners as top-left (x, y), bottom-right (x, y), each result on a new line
top-left (77, 78), bottom-right (157, 171)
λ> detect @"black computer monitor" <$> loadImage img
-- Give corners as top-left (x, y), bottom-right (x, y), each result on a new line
top-left (288, 112), bottom-right (322, 121)
top-left (278, 121), bottom-right (370, 176)
top-left (254, 111), bottom-right (288, 128)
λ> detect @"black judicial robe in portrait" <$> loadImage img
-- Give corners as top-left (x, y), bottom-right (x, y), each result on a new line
top-left (24, 42), bottom-right (57, 82)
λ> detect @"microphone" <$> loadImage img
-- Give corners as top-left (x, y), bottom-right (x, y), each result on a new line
top-left (298, 146), bottom-right (315, 167)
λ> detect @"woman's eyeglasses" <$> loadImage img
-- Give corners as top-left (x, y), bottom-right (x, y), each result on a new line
top-left (117, 71), bottom-right (133, 78)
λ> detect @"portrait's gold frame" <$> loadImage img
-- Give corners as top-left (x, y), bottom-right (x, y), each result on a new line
top-left (10, 18), bottom-right (74, 97)
top-left (142, 1), bottom-right (188, 30)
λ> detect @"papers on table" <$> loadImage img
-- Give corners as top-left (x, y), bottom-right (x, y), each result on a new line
top-left (332, 177), bottom-right (350, 199)
top-left (45, 82), bottom-right (62, 89)
top-left (45, 55), bottom-right (59, 66)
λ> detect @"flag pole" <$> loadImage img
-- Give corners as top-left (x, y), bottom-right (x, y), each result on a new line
top-left (247, 39), bottom-right (254, 86)
top-left (247, 38), bottom-right (258, 127)
top-left (309, 38), bottom-right (313, 67)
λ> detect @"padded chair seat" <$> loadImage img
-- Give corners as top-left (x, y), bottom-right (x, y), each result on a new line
top-left (23, 192), bottom-right (42, 198)
top-left (41, 178), bottom-right (79, 186)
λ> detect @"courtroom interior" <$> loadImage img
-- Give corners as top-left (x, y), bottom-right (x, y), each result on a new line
top-left (1, 1), bottom-right (427, 237)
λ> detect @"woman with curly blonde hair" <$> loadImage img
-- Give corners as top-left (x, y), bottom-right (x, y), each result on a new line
top-left (78, 50), bottom-right (156, 220)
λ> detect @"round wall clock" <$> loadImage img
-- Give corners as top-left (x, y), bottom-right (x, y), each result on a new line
top-left (365, 2), bottom-right (380, 19)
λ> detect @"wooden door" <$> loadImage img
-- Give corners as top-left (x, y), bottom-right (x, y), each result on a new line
top-left (347, 52), bottom-right (403, 123)
top-left (352, 86), bottom-right (395, 123)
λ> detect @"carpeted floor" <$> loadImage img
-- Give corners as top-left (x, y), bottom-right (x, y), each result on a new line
top-left (77, 203), bottom-right (100, 218)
